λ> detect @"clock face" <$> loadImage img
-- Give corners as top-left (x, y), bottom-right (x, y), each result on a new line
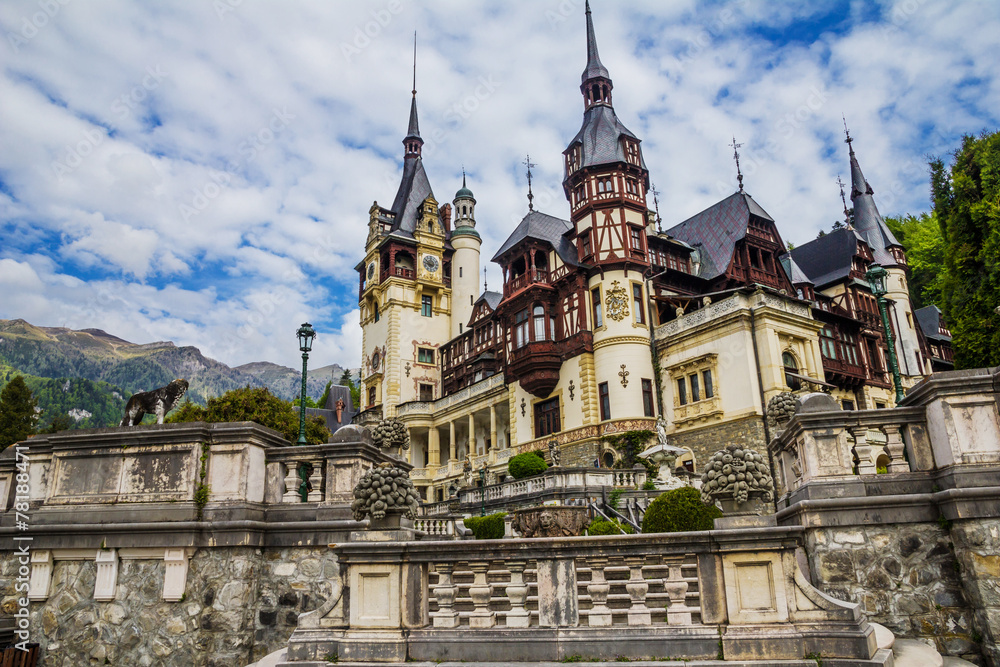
top-left (422, 255), bottom-right (439, 272)
top-left (371, 350), bottom-right (380, 371)
top-left (367, 263), bottom-right (375, 279)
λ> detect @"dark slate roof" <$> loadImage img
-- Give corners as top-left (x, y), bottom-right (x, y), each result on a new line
top-left (915, 305), bottom-right (951, 342)
top-left (779, 253), bottom-right (812, 285)
top-left (582, 0), bottom-right (610, 83)
top-left (848, 142), bottom-right (901, 265)
top-left (664, 191), bottom-right (774, 281)
top-left (476, 290), bottom-right (503, 311)
top-left (788, 228), bottom-right (867, 289)
top-left (491, 210), bottom-right (579, 266)
top-left (388, 156), bottom-right (434, 237)
top-left (305, 384), bottom-right (359, 437)
top-left (567, 105), bottom-right (646, 171)
top-left (405, 94), bottom-right (420, 141)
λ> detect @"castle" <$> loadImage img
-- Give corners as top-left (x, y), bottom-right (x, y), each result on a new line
top-left (356, 2), bottom-right (953, 503)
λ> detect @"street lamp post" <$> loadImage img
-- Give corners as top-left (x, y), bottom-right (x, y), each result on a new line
top-left (296, 323), bottom-right (316, 444)
top-left (479, 466), bottom-right (486, 517)
top-left (864, 264), bottom-right (905, 405)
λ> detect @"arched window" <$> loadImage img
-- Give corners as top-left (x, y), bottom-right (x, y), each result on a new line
top-left (782, 351), bottom-right (801, 391)
top-left (533, 305), bottom-right (546, 341)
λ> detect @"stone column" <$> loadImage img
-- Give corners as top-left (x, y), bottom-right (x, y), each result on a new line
top-left (882, 425), bottom-right (909, 473)
top-left (432, 562), bottom-right (459, 628)
top-left (662, 557), bottom-right (691, 625)
top-left (505, 560), bottom-right (530, 628)
top-left (490, 405), bottom-right (498, 452)
top-left (468, 413), bottom-right (476, 456)
top-left (449, 421), bottom-right (456, 464)
top-left (585, 557), bottom-right (612, 627)
top-left (282, 462), bottom-right (299, 502)
top-left (94, 549), bottom-right (118, 601)
top-left (467, 561), bottom-right (495, 628)
top-left (308, 460), bottom-right (323, 502)
top-left (428, 427), bottom-right (441, 467)
top-left (624, 556), bottom-right (650, 626)
top-left (851, 427), bottom-right (875, 474)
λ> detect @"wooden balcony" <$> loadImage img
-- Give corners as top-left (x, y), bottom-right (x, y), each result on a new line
top-left (503, 268), bottom-right (550, 297)
top-left (507, 339), bottom-right (561, 397)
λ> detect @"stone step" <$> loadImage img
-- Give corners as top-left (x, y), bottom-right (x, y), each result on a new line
top-left (245, 648), bottom-right (288, 667)
top-left (870, 622), bottom-right (895, 651)
top-left (941, 658), bottom-right (978, 666)
top-left (893, 639), bottom-right (944, 667)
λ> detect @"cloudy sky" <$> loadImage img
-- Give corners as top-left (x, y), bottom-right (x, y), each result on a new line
top-left (1, 0), bottom-right (997, 372)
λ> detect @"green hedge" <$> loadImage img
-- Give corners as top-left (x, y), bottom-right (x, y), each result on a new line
top-left (641, 487), bottom-right (721, 533)
top-left (463, 512), bottom-right (507, 539)
top-left (587, 518), bottom-right (634, 535)
top-left (508, 451), bottom-right (548, 479)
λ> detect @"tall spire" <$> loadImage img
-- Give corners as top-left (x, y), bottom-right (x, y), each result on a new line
top-left (842, 118), bottom-right (903, 263)
top-left (404, 32), bottom-right (422, 158)
top-left (580, 1), bottom-right (613, 109)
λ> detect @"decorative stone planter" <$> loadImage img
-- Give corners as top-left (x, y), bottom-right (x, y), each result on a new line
top-left (369, 510), bottom-right (415, 530)
top-left (511, 505), bottom-right (590, 538)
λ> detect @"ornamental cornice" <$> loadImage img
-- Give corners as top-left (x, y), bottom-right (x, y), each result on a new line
top-left (593, 335), bottom-right (651, 350)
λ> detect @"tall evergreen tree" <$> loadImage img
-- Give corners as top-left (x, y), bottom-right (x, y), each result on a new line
top-left (931, 130), bottom-right (1000, 369)
top-left (0, 376), bottom-right (40, 449)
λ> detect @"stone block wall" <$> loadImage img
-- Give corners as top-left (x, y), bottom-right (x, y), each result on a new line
top-left (671, 415), bottom-right (767, 472)
top-left (804, 523), bottom-right (982, 665)
top-left (951, 518), bottom-right (1000, 667)
top-left (0, 546), bottom-right (338, 667)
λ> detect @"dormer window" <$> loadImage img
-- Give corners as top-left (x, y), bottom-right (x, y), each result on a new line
top-left (574, 183), bottom-right (586, 203)
top-left (596, 177), bottom-right (614, 193)
top-left (624, 140), bottom-right (639, 165)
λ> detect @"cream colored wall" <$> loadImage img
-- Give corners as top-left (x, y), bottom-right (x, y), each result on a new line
top-left (450, 235), bottom-right (480, 338)
top-left (886, 267), bottom-right (926, 380)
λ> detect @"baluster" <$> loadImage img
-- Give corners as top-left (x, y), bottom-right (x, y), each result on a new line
top-left (851, 427), bottom-right (875, 474)
top-left (624, 556), bottom-right (650, 626)
top-left (282, 462), bottom-right (299, 503)
top-left (662, 557), bottom-right (691, 625)
top-left (505, 560), bottom-right (530, 627)
top-left (432, 562), bottom-right (460, 628)
top-left (308, 460), bottom-right (323, 501)
top-left (468, 560), bottom-right (495, 628)
top-left (585, 557), bottom-right (612, 627)
top-left (882, 425), bottom-right (909, 473)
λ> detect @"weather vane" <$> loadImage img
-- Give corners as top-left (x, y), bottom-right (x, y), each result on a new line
top-left (412, 32), bottom-right (417, 97)
top-left (650, 182), bottom-right (663, 233)
top-left (842, 115), bottom-right (853, 148)
top-left (483, 268), bottom-right (488, 292)
top-left (729, 135), bottom-right (744, 193)
top-left (837, 175), bottom-right (853, 229)
top-left (523, 154), bottom-right (536, 211)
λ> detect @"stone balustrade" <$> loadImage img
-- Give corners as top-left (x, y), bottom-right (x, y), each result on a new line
top-left (413, 516), bottom-right (469, 539)
top-left (396, 374), bottom-right (506, 418)
top-left (286, 526), bottom-right (884, 664)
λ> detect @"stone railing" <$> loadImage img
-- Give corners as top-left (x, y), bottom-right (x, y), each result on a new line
top-left (287, 526), bottom-right (882, 664)
top-left (413, 516), bottom-right (469, 539)
top-left (655, 290), bottom-right (810, 342)
top-left (397, 374), bottom-right (505, 418)
top-left (459, 467), bottom-right (647, 508)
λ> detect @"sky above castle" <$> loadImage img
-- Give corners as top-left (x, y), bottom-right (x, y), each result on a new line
top-left (1, 0), bottom-right (997, 371)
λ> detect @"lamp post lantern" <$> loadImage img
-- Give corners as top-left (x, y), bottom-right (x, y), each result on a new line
top-left (296, 322), bottom-right (316, 444)
top-left (864, 264), bottom-right (905, 405)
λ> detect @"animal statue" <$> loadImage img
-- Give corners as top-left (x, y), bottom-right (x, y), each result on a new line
top-left (120, 379), bottom-right (189, 426)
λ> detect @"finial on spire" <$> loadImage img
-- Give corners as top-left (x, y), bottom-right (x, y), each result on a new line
top-left (523, 154), bottom-right (537, 212)
top-left (729, 136), bottom-right (744, 193)
top-left (462, 167), bottom-right (467, 189)
top-left (403, 32), bottom-right (422, 155)
top-left (650, 182), bottom-right (663, 233)
top-left (483, 268), bottom-right (488, 292)
top-left (837, 175), bottom-right (853, 229)
top-left (843, 115), bottom-right (854, 154)
top-left (412, 31), bottom-right (417, 97)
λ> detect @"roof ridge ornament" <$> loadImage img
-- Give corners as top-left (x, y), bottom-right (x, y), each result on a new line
top-left (729, 135), bottom-right (744, 193)
top-left (523, 154), bottom-right (536, 212)
top-left (651, 182), bottom-right (663, 233)
top-left (837, 175), bottom-right (854, 230)
top-left (843, 115), bottom-right (853, 155)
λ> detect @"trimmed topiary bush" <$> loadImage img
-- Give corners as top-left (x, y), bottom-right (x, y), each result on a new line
top-left (641, 487), bottom-right (722, 534)
top-left (587, 518), bottom-right (634, 535)
top-left (463, 512), bottom-right (507, 539)
top-left (508, 451), bottom-right (549, 479)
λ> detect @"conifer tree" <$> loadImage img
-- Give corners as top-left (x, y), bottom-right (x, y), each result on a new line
top-left (0, 376), bottom-right (39, 449)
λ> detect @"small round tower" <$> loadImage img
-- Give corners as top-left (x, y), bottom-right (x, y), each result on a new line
top-left (451, 173), bottom-right (481, 338)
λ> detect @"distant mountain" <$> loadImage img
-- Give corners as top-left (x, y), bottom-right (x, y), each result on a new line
top-left (0, 320), bottom-right (352, 428)
top-left (0, 362), bottom-right (127, 430)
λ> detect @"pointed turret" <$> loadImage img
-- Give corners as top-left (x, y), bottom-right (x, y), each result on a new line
top-left (581, 0), bottom-right (613, 110)
top-left (843, 124), bottom-right (902, 266)
top-left (403, 91), bottom-right (423, 158)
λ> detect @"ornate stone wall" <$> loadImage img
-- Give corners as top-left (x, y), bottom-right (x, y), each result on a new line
top-left (0, 546), bottom-right (338, 667)
top-left (951, 518), bottom-right (1000, 667)
top-left (670, 414), bottom-right (767, 473)
top-left (804, 523), bottom-right (981, 664)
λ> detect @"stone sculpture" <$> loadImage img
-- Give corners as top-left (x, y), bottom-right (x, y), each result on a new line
top-left (351, 462), bottom-right (420, 522)
top-left (701, 443), bottom-right (773, 513)
top-left (766, 392), bottom-right (800, 430)
top-left (335, 397), bottom-right (345, 424)
top-left (548, 440), bottom-right (561, 466)
top-left (119, 379), bottom-right (189, 426)
top-left (511, 506), bottom-right (589, 538)
top-left (369, 418), bottom-right (410, 451)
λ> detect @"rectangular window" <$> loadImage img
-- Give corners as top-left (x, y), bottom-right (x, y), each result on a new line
top-left (875, 401), bottom-right (886, 410)
top-left (689, 373), bottom-right (700, 402)
top-left (598, 382), bottom-right (611, 420)
top-left (514, 309), bottom-right (529, 348)
top-left (581, 232), bottom-right (592, 258)
top-left (419, 384), bottom-right (434, 401)
top-left (820, 327), bottom-right (838, 360)
top-left (702, 370), bottom-right (714, 399)
top-left (630, 227), bottom-right (643, 253)
top-left (368, 386), bottom-right (376, 406)
top-left (421, 295), bottom-right (432, 317)
top-left (632, 283), bottom-right (645, 324)
top-left (842, 400), bottom-right (855, 411)
top-left (459, 267), bottom-right (463, 278)
top-left (535, 397), bottom-right (561, 437)
top-left (417, 347), bottom-right (434, 364)
top-left (641, 379), bottom-right (654, 417)
top-left (591, 287), bottom-right (603, 328)
top-left (677, 377), bottom-right (687, 406)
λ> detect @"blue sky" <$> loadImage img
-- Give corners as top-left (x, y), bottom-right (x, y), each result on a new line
top-left (1, 0), bottom-right (997, 370)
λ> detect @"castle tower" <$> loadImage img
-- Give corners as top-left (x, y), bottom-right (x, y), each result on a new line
top-left (846, 131), bottom-right (928, 382)
top-left (561, 1), bottom-right (657, 424)
top-left (450, 173), bottom-right (481, 338)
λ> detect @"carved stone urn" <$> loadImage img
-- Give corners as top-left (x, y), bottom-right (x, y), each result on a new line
top-left (511, 505), bottom-right (589, 538)
top-left (700, 443), bottom-right (774, 516)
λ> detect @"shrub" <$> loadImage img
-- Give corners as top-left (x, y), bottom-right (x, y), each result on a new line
top-left (587, 518), bottom-right (634, 535)
top-left (641, 487), bottom-right (722, 534)
top-left (607, 488), bottom-right (625, 509)
top-left (463, 512), bottom-right (507, 539)
top-left (508, 451), bottom-right (549, 479)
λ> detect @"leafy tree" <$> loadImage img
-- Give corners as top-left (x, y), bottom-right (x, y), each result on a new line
top-left (884, 213), bottom-right (946, 311)
top-left (168, 386), bottom-right (331, 444)
top-left (39, 413), bottom-right (74, 434)
top-left (0, 376), bottom-right (39, 449)
top-left (931, 131), bottom-right (1000, 369)
top-left (292, 395), bottom-right (318, 408)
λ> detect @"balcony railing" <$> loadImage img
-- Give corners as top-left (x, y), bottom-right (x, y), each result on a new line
top-left (504, 268), bottom-right (550, 297)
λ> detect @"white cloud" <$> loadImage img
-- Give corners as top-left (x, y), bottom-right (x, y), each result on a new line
top-left (0, 0), bottom-right (997, 369)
